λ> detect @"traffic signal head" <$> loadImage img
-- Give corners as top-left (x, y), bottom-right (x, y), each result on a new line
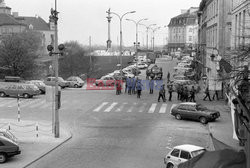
top-left (47, 45), bottom-right (54, 52)
top-left (58, 44), bottom-right (65, 51)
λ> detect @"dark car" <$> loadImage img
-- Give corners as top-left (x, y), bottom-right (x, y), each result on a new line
top-left (0, 129), bottom-right (21, 163)
top-left (170, 102), bottom-right (220, 124)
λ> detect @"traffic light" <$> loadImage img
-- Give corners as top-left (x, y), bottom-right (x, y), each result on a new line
top-left (47, 45), bottom-right (54, 56)
top-left (58, 44), bottom-right (65, 56)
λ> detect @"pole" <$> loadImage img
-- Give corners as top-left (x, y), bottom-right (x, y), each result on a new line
top-left (17, 94), bottom-right (20, 122)
top-left (54, 0), bottom-right (59, 138)
top-left (146, 27), bottom-right (149, 50)
top-left (120, 19), bottom-right (122, 70)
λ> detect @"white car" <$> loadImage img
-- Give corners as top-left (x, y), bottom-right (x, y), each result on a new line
top-left (164, 144), bottom-right (205, 168)
top-left (137, 63), bottom-right (148, 69)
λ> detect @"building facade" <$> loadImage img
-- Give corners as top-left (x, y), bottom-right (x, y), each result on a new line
top-left (231, 0), bottom-right (250, 69)
top-left (168, 7), bottom-right (199, 53)
top-left (0, 0), bottom-right (55, 56)
top-left (198, 0), bottom-right (232, 94)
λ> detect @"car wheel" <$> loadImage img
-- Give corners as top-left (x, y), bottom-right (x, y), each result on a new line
top-left (0, 92), bottom-right (6, 97)
top-left (200, 117), bottom-right (208, 124)
top-left (74, 84), bottom-right (78, 88)
top-left (23, 93), bottom-right (30, 99)
top-left (167, 163), bottom-right (174, 168)
top-left (175, 114), bottom-right (182, 120)
top-left (0, 153), bottom-right (7, 163)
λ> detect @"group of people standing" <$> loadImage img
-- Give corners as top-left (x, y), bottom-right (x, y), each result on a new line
top-left (176, 85), bottom-right (196, 102)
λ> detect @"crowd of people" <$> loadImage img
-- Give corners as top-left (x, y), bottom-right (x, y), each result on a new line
top-left (115, 73), bottom-right (220, 102)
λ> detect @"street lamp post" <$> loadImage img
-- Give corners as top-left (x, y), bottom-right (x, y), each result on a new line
top-left (126, 18), bottom-right (148, 73)
top-left (110, 10), bottom-right (136, 71)
top-left (140, 24), bottom-right (156, 50)
top-left (151, 26), bottom-right (161, 51)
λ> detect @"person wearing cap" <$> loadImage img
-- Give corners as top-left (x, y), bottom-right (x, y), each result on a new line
top-left (158, 84), bottom-right (166, 102)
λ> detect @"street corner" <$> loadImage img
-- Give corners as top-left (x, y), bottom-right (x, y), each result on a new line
top-left (0, 119), bottom-right (72, 168)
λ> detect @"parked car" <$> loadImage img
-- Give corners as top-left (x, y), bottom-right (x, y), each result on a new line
top-left (26, 80), bottom-right (46, 94)
top-left (164, 144), bottom-right (205, 168)
top-left (66, 76), bottom-right (85, 88)
top-left (170, 102), bottom-right (220, 124)
top-left (95, 76), bottom-right (116, 86)
top-left (0, 129), bottom-right (21, 163)
top-left (0, 82), bottom-right (40, 98)
top-left (44, 77), bottom-right (69, 89)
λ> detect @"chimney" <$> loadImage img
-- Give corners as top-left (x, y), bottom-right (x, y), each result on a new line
top-left (12, 12), bottom-right (18, 17)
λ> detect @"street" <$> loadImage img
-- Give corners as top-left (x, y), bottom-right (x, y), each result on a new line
top-left (0, 59), bottom-right (212, 168)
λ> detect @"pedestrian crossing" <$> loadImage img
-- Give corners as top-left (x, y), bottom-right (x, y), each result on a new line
top-left (93, 102), bottom-right (177, 114)
top-left (0, 98), bottom-right (177, 114)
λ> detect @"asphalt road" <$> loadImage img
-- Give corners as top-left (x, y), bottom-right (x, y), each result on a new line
top-left (0, 58), bottom-right (212, 168)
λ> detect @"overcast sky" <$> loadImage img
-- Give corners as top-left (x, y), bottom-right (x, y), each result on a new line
top-left (7, 0), bottom-right (201, 47)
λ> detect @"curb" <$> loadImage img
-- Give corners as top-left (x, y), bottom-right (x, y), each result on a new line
top-left (23, 130), bottom-right (73, 168)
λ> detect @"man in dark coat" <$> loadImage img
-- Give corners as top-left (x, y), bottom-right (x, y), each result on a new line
top-left (203, 86), bottom-right (212, 101)
top-left (149, 79), bottom-right (154, 94)
top-left (158, 84), bottom-right (166, 102)
top-left (168, 84), bottom-right (173, 101)
top-left (189, 86), bottom-right (196, 102)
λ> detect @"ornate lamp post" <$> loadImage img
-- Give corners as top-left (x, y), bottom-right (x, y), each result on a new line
top-left (110, 10), bottom-right (136, 71)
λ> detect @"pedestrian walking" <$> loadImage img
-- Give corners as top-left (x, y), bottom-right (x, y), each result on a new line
top-left (149, 79), bottom-right (154, 94)
top-left (179, 85), bottom-right (184, 101)
top-left (115, 80), bottom-right (122, 95)
top-left (189, 86), bottom-right (196, 102)
top-left (158, 84), bottom-right (166, 102)
top-left (136, 80), bottom-right (143, 98)
top-left (212, 90), bottom-right (219, 100)
top-left (176, 84), bottom-right (181, 100)
top-left (132, 77), bottom-right (136, 94)
top-left (167, 72), bottom-right (170, 83)
top-left (183, 86), bottom-right (189, 102)
top-left (168, 84), bottom-right (173, 101)
top-left (203, 87), bottom-right (212, 101)
top-left (128, 77), bottom-right (132, 95)
top-left (125, 77), bottom-right (128, 93)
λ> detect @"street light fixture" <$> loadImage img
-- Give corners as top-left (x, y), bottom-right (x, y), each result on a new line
top-left (151, 26), bottom-right (161, 51)
top-left (126, 18), bottom-right (148, 74)
top-left (110, 10), bottom-right (136, 72)
top-left (140, 23), bottom-right (156, 50)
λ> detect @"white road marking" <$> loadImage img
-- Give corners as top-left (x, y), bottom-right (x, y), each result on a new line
top-left (139, 103), bottom-right (147, 112)
top-left (127, 103), bottom-right (137, 112)
top-left (104, 102), bottom-right (118, 112)
top-left (148, 103), bottom-right (157, 113)
top-left (0, 100), bottom-right (16, 107)
top-left (115, 102), bottom-right (127, 112)
top-left (159, 104), bottom-right (168, 113)
top-left (93, 102), bottom-right (109, 112)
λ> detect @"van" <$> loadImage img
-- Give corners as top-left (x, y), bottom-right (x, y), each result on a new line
top-left (0, 129), bottom-right (21, 163)
top-left (0, 82), bottom-right (40, 98)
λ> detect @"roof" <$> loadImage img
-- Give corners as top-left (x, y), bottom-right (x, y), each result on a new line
top-left (168, 10), bottom-right (198, 27)
top-left (15, 16), bottom-right (50, 31)
top-left (0, 13), bottom-right (25, 26)
top-left (174, 144), bottom-right (205, 152)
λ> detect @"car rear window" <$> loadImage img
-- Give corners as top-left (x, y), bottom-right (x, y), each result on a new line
top-left (191, 149), bottom-right (206, 157)
top-left (170, 149), bottom-right (180, 157)
top-left (180, 150), bottom-right (191, 159)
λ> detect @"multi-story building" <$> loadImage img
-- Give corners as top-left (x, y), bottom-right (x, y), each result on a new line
top-left (231, 0), bottom-right (250, 69)
top-left (0, 0), bottom-right (55, 56)
top-left (168, 7), bottom-right (199, 53)
top-left (198, 0), bottom-right (232, 95)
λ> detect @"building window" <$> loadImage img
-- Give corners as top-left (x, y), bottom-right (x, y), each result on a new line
top-left (189, 36), bottom-right (192, 41)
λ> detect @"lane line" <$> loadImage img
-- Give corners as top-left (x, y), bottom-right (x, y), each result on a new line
top-left (138, 103), bottom-right (147, 112)
top-left (148, 103), bottom-right (157, 113)
top-left (93, 102), bottom-right (109, 112)
top-left (115, 102), bottom-right (127, 112)
top-left (159, 104), bottom-right (168, 113)
top-left (104, 102), bottom-right (118, 112)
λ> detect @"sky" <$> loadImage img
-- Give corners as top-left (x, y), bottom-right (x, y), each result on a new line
top-left (6, 0), bottom-right (201, 47)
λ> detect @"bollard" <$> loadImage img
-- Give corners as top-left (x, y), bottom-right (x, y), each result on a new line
top-left (17, 94), bottom-right (20, 122)
top-left (8, 123), bottom-right (10, 130)
top-left (36, 122), bottom-right (38, 137)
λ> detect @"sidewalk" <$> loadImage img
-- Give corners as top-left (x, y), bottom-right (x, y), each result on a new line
top-left (195, 93), bottom-right (243, 151)
top-left (0, 119), bottom-right (72, 168)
